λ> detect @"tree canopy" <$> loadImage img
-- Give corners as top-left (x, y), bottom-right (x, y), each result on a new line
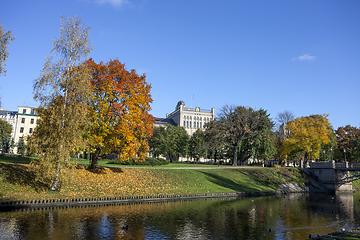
top-left (209, 105), bottom-right (275, 166)
top-left (31, 16), bottom-right (93, 190)
top-left (335, 125), bottom-right (360, 162)
top-left (0, 119), bottom-right (13, 153)
top-left (85, 58), bottom-right (154, 169)
top-left (148, 125), bottom-right (189, 162)
top-left (279, 114), bottom-right (333, 163)
top-left (0, 19), bottom-right (15, 76)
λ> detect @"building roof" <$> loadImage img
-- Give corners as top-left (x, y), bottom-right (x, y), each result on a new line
top-left (154, 117), bottom-right (176, 126)
top-left (0, 110), bottom-right (17, 117)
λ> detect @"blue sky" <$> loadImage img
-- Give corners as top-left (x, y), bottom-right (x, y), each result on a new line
top-left (1, 0), bottom-right (359, 129)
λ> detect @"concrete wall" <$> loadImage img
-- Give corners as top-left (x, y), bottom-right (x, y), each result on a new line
top-left (306, 160), bottom-right (352, 193)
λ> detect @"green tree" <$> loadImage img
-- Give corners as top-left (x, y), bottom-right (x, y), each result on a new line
top-left (17, 137), bottom-right (26, 155)
top-left (215, 105), bottom-right (275, 166)
top-left (32, 16), bottom-right (93, 190)
top-left (189, 129), bottom-right (207, 161)
top-left (335, 125), bottom-right (360, 162)
top-left (351, 138), bottom-right (360, 162)
top-left (204, 119), bottom-right (226, 162)
top-left (148, 126), bottom-right (167, 158)
top-left (165, 125), bottom-right (189, 162)
top-left (0, 134), bottom-right (14, 153)
top-left (0, 19), bottom-right (15, 76)
top-left (0, 119), bottom-right (13, 153)
top-left (0, 119), bottom-right (12, 138)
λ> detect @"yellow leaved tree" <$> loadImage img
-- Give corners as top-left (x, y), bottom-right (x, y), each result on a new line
top-left (280, 114), bottom-right (333, 164)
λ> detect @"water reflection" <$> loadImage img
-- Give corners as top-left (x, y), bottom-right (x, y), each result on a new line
top-left (1, 192), bottom-right (360, 239)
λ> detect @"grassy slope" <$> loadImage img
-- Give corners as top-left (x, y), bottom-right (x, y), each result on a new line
top-left (0, 156), bottom-right (305, 201)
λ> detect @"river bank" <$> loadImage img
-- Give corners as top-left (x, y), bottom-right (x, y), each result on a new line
top-left (0, 161), bottom-right (306, 201)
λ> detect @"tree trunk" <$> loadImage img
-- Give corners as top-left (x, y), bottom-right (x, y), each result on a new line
top-left (49, 162), bottom-right (61, 191)
top-left (233, 144), bottom-right (238, 166)
top-left (90, 148), bottom-right (101, 170)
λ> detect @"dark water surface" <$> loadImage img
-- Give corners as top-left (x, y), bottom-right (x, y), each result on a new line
top-left (1, 192), bottom-right (360, 239)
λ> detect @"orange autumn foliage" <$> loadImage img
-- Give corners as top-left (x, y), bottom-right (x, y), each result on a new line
top-left (85, 59), bottom-right (154, 168)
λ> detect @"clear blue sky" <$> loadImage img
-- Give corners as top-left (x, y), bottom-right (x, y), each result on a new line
top-left (1, 0), bottom-right (359, 129)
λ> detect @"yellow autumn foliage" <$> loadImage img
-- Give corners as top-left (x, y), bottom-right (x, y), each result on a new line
top-left (280, 114), bottom-right (332, 160)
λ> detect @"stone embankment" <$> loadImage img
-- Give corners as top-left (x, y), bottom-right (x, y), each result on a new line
top-left (278, 183), bottom-right (310, 192)
top-left (0, 189), bottom-right (305, 211)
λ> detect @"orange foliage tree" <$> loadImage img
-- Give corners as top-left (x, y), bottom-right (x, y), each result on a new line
top-left (279, 114), bottom-right (333, 164)
top-left (85, 59), bottom-right (154, 169)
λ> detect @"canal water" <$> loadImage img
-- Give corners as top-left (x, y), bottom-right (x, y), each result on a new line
top-left (1, 192), bottom-right (360, 240)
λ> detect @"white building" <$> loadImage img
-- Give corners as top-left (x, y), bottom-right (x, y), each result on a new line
top-left (155, 101), bottom-right (215, 136)
top-left (0, 106), bottom-right (39, 153)
top-left (153, 101), bottom-right (215, 162)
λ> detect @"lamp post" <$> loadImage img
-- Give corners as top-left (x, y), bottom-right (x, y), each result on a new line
top-left (310, 148), bottom-right (312, 162)
top-left (344, 148), bottom-right (347, 163)
top-left (323, 149), bottom-right (326, 162)
top-left (330, 147), bottom-right (333, 161)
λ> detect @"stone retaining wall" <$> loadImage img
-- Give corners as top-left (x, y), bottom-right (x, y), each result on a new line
top-left (0, 191), bottom-right (303, 211)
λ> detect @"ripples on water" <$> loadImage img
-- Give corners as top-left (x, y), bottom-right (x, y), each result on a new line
top-left (1, 192), bottom-right (360, 239)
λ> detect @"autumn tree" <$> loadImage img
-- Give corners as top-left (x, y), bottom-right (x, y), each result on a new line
top-left (335, 125), bottom-right (360, 162)
top-left (32, 16), bottom-right (93, 190)
top-left (0, 19), bottom-right (15, 76)
top-left (85, 59), bottom-right (154, 169)
top-left (279, 114), bottom-right (333, 164)
top-left (213, 105), bottom-right (275, 166)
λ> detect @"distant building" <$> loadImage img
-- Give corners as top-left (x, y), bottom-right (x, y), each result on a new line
top-left (153, 101), bottom-right (215, 162)
top-left (155, 101), bottom-right (215, 136)
top-left (0, 106), bottom-right (39, 153)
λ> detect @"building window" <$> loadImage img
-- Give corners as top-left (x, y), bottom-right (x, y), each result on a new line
top-left (197, 122), bottom-right (199, 128)
top-left (21, 118), bottom-right (25, 123)
top-left (23, 109), bottom-right (26, 114)
top-left (200, 122), bottom-right (202, 128)
top-left (194, 122), bottom-right (196, 128)
top-left (190, 122), bottom-right (191, 128)
top-left (187, 121), bottom-right (189, 127)
top-left (20, 127), bottom-right (24, 133)
top-left (183, 121), bottom-right (185, 127)
top-left (31, 109), bottom-right (35, 114)
top-left (29, 128), bottom-right (33, 134)
top-left (30, 118), bottom-right (34, 124)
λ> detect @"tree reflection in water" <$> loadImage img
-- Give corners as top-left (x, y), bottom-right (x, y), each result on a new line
top-left (1, 192), bottom-right (360, 239)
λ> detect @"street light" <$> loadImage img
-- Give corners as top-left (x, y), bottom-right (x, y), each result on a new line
top-left (310, 148), bottom-right (312, 162)
top-left (323, 149), bottom-right (326, 162)
top-left (330, 147), bottom-right (333, 161)
top-left (344, 148), bottom-right (347, 163)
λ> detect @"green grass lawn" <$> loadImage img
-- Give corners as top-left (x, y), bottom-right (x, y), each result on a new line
top-left (0, 155), bottom-right (307, 201)
top-left (0, 155), bottom-right (35, 164)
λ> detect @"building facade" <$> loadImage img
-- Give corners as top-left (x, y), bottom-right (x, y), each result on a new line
top-left (153, 101), bottom-right (215, 162)
top-left (156, 101), bottom-right (215, 136)
top-left (0, 106), bottom-right (39, 153)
